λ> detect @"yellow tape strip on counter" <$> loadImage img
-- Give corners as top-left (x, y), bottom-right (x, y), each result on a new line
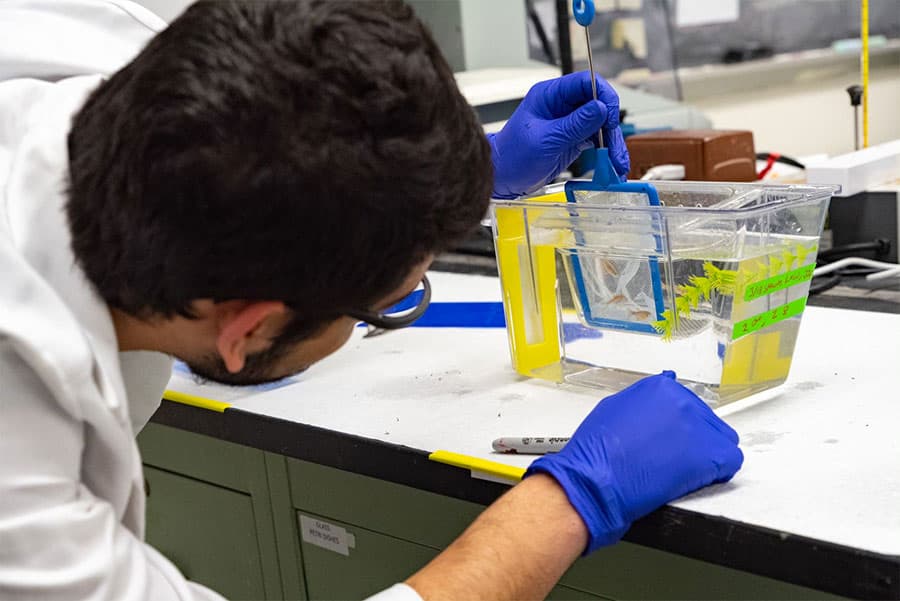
top-left (429, 450), bottom-right (526, 483)
top-left (163, 389), bottom-right (232, 413)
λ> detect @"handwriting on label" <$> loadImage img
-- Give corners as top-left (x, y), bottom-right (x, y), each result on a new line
top-left (732, 297), bottom-right (807, 340)
top-left (299, 515), bottom-right (356, 556)
top-left (744, 264), bottom-right (815, 301)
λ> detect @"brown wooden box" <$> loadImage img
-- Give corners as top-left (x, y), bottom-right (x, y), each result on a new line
top-left (625, 129), bottom-right (757, 181)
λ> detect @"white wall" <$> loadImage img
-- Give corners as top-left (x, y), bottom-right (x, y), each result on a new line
top-left (687, 65), bottom-right (900, 159)
top-left (131, 0), bottom-right (899, 160)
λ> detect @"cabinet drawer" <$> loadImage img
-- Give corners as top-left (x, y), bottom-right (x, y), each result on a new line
top-left (139, 424), bottom-right (283, 599)
top-left (139, 423), bottom-right (249, 490)
top-left (297, 511), bottom-right (438, 600)
top-left (296, 510), bottom-right (607, 601)
top-left (287, 457), bottom-right (483, 549)
top-left (144, 466), bottom-right (266, 600)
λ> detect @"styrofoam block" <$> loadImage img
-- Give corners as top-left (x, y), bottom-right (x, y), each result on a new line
top-left (806, 139), bottom-right (900, 197)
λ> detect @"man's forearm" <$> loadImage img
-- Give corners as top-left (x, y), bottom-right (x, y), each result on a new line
top-left (405, 474), bottom-right (587, 601)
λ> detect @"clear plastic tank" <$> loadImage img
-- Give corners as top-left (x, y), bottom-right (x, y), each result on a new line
top-left (491, 180), bottom-right (836, 406)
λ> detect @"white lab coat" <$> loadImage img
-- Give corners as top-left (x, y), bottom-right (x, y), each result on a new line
top-left (0, 2), bottom-right (421, 600)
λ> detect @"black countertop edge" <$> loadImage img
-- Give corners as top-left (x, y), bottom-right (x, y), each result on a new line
top-left (625, 507), bottom-right (899, 600)
top-left (149, 401), bottom-right (899, 600)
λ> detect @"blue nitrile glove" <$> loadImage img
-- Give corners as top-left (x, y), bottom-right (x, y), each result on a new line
top-left (487, 71), bottom-right (630, 199)
top-left (525, 370), bottom-right (743, 554)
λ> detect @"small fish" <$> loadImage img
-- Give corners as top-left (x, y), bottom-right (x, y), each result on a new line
top-left (631, 310), bottom-right (651, 320)
top-left (607, 294), bottom-right (626, 304)
top-left (600, 259), bottom-right (619, 276)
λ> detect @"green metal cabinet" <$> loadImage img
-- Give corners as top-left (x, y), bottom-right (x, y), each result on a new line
top-left (273, 456), bottom-right (484, 600)
top-left (296, 510), bottom-right (438, 600)
top-left (138, 424), bottom-right (285, 600)
top-left (279, 458), bottom-right (836, 601)
top-left (143, 466), bottom-right (269, 599)
top-left (279, 459), bottom-right (603, 601)
top-left (294, 509), bottom-right (603, 601)
top-left (138, 423), bottom-right (842, 601)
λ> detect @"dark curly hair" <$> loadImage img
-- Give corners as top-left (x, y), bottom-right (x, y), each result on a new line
top-left (67, 0), bottom-right (492, 343)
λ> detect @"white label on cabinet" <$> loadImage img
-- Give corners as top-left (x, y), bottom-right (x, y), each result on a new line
top-left (299, 514), bottom-right (357, 556)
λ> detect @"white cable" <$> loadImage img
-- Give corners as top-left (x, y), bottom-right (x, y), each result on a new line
top-left (867, 266), bottom-right (900, 281)
top-left (812, 256), bottom-right (900, 278)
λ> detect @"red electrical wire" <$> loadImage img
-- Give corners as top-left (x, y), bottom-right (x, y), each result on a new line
top-left (757, 152), bottom-right (780, 180)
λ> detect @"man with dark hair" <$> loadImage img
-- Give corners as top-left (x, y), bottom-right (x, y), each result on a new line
top-left (0, 1), bottom-right (742, 600)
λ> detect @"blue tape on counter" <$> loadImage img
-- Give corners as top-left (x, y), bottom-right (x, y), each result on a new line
top-left (354, 302), bottom-right (506, 328)
top-left (412, 311), bottom-right (604, 342)
top-left (412, 302), bottom-right (507, 328)
top-left (386, 290), bottom-right (425, 313)
top-left (355, 302), bottom-right (603, 343)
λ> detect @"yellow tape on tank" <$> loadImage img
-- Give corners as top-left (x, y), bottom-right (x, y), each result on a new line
top-left (494, 191), bottom-right (567, 377)
top-left (163, 389), bottom-right (231, 413)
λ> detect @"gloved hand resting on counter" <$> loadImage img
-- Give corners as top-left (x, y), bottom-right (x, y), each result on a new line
top-left (525, 370), bottom-right (743, 554)
top-left (487, 70), bottom-right (630, 199)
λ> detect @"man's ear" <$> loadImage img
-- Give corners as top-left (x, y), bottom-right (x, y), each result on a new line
top-left (216, 301), bottom-right (287, 374)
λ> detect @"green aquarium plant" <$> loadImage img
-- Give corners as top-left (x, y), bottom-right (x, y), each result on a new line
top-left (652, 243), bottom-right (817, 341)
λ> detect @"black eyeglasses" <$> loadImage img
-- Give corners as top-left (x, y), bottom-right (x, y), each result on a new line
top-left (346, 274), bottom-right (431, 331)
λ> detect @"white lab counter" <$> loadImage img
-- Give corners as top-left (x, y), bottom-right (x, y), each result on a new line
top-left (166, 270), bottom-right (900, 559)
